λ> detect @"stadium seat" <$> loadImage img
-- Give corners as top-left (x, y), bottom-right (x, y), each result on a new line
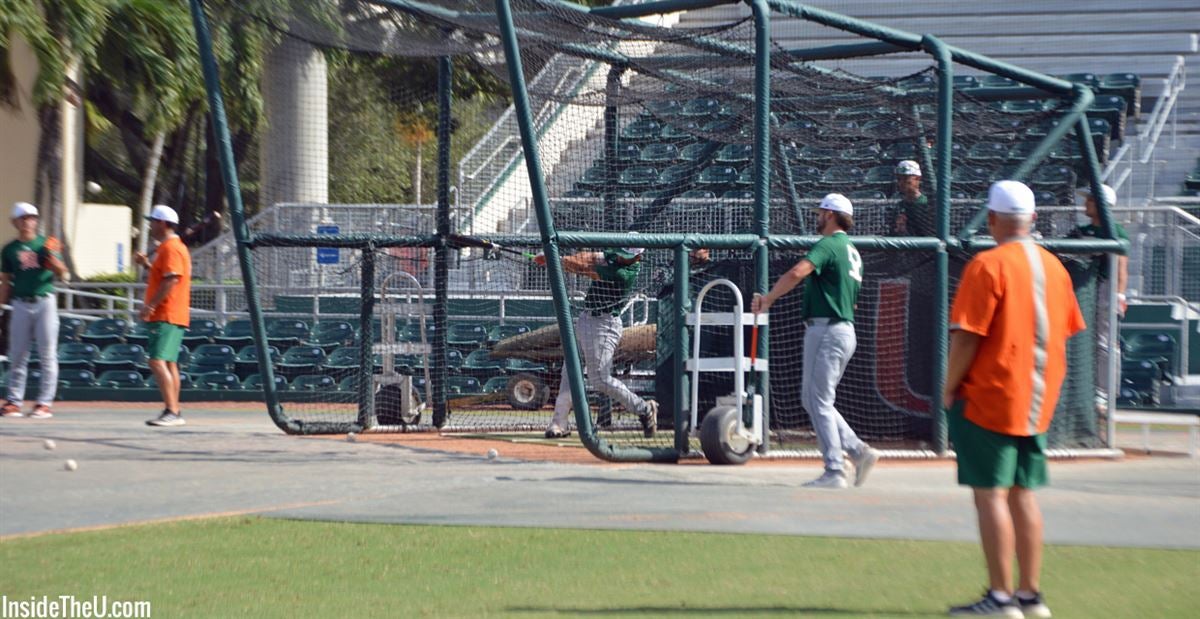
top-left (189, 344), bottom-right (237, 375)
top-left (660, 120), bottom-right (700, 142)
top-left (863, 165), bottom-right (894, 189)
top-left (503, 358), bottom-right (547, 373)
top-left (292, 374), bottom-right (337, 392)
top-left (563, 189), bottom-right (596, 198)
top-left (1125, 332), bottom-right (1178, 378)
top-left (575, 165), bottom-right (609, 190)
top-left (234, 345), bottom-right (280, 379)
top-left (1098, 73), bottom-right (1140, 117)
top-left (678, 190), bottom-right (717, 200)
top-left (243, 373), bottom-right (289, 392)
top-left (897, 73), bottom-right (935, 93)
top-left (700, 118), bottom-right (741, 137)
top-left (447, 323), bottom-right (489, 348)
top-left (182, 319), bottom-right (220, 347)
top-left (799, 145), bottom-right (837, 164)
top-left (266, 319), bottom-right (311, 349)
top-left (482, 376), bottom-right (508, 394)
top-left (445, 348), bottom-right (464, 372)
top-left (820, 119), bottom-right (859, 136)
top-left (722, 189), bottom-right (753, 200)
top-left (846, 190), bottom-right (887, 201)
top-left (714, 143), bottom-right (752, 165)
top-left (322, 346), bottom-right (362, 380)
top-left (57, 369), bottom-right (96, 388)
top-left (860, 119), bottom-right (902, 140)
top-left (789, 165), bottom-right (822, 186)
top-left (462, 349), bottom-right (503, 376)
top-left (618, 166), bottom-right (659, 190)
top-left (980, 75), bottom-right (1017, 89)
top-left (80, 318), bottom-right (128, 347)
top-left (638, 143), bottom-right (678, 163)
top-left (1030, 165), bottom-right (1076, 189)
top-left (819, 166), bottom-right (864, 186)
top-left (57, 343), bottom-right (99, 371)
top-left (97, 370), bottom-right (144, 389)
top-left (678, 142), bottom-right (714, 163)
top-left (620, 118), bottom-right (660, 142)
top-left (1121, 359), bottom-right (1162, 404)
top-left (951, 165), bottom-right (994, 187)
top-left (953, 75), bottom-right (980, 90)
top-left (195, 371), bottom-right (241, 390)
top-left (1007, 141), bottom-right (1039, 162)
top-left (487, 324), bottom-right (530, 345)
top-left (839, 145), bottom-right (881, 163)
top-left (611, 143), bottom-right (640, 167)
top-left (780, 118), bottom-right (818, 135)
top-left (697, 165), bottom-right (739, 188)
top-left (1000, 99), bottom-right (1049, 114)
top-left (881, 142), bottom-right (919, 161)
top-left (644, 99), bottom-right (680, 117)
top-left (399, 322), bottom-right (436, 343)
top-left (336, 375), bottom-right (357, 392)
top-left (1060, 72), bottom-right (1100, 90)
top-left (94, 343), bottom-right (146, 373)
top-left (58, 316), bottom-right (84, 343)
top-left (306, 321), bottom-right (354, 351)
top-left (1089, 95), bottom-right (1127, 138)
top-left (966, 142), bottom-right (1010, 163)
top-left (125, 322), bottom-right (152, 347)
top-left (657, 163), bottom-right (697, 189)
top-left (446, 375), bottom-right (483, 395)
top-left (681, 97), bottom-right (720, 118)
top-left (215, 319), bottom-right (255, 347)
top-left (276, 346), bottom-right (326, 379)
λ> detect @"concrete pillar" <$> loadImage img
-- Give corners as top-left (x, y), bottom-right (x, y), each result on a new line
top-left (261, 37), bottom-right (329, 210)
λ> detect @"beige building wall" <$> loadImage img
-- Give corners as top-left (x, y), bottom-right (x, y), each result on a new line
top-left (0, 36), bottom-right (40, 246)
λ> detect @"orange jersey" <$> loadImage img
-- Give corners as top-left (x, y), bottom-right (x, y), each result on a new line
top-left (145, 235), bottom-right (192, 327)
top-left (950, 240), bottom-right (1086, 436)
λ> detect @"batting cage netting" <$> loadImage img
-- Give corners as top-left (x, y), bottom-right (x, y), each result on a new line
top-left (189, 0), bottom-right (1120, 460)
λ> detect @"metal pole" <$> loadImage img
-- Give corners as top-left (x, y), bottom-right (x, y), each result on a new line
top-left (922, 34), bottom-right (952, 454)
top-left (673, 244), bottom-right (691, 455)
top-left (357, 246), bottom-right (376, 428)
top-left (750, 0), bottom-right (771, 455)
top-left (433, 55), bottom-right (452, 427)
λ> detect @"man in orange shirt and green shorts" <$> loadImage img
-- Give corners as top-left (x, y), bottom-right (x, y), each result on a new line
top-left (943, 181), bottom-right (1086, 618)
top-left (136, 205), bottom-right (192, 427)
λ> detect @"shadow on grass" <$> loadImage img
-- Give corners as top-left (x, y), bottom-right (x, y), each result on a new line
top-left (506, 605), bottom-right (936, 616)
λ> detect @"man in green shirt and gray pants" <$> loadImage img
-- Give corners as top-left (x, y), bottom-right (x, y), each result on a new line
top-left (753, 194), bottom-right (879, 488)
top-left (1, 202), bottom-right (68, 418)
top-left (534, 245), bottom-right (658, 439)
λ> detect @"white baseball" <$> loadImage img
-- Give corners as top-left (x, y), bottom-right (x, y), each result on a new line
top-left (486, 448), bottom-right (499, 460)
top-left (43, 439), bottom-right (56, 450)
top-left (346, 433), bottom-right (357, 443)
top-left (85, 181), bottom-right (102, 195)
top-left (64, 459), bottom-right (77, 471)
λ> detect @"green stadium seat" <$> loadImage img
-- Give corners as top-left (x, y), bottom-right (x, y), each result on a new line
top-left (189, 344), bottom-right (237, 375)
top-left (620, 118), bottom-right (660, 142)
top-left (882, 142), bottom-right (919, 161)
top-left (1060, 72), bottom-right (1100, 90)
top-left (678, 142), bottom-right (714, 163)
top-left (215, 319), bottom-right (255, 347)
top-left (482, 376), bottom-right (508, 394)
top-left (819, 119), bottom-right (858, 136)
top-left (306, 321), bottom-right (354, 351)
top-left (57, 369), bottom-right (96, 388)
top-left (799, 145), bottom-right (837, 164)
top-left (722, 189), bottom-right (753, 200)
top-left (266, 319), bottom-right (311, 349)
top-left (58, 317), bottom-right (84, 343)
top-left (638, 143), bottom-right (678, 163)
top-left (234, 345), bottom-right (280, 379)
top-left (618, 166), bottom-right (659, 189)
top-left (861, 119), bottom-right (902, 139)
top-left (660, 120), bottom-right (700, 141)
top-left (97, 370), bottom-right (144, 389)
top-left (697, 165), bottom-right (739, 187)
top-left (94, 343), bottom-right (146, 373)
top-left (678, 190), bottom-right (717, 200)
top-left (718, 101), bottom-right (744, 118)
top-left (839, 145), bottom-right (881, 163)
top-left (1126, 332), bottom-right (1178, 378)
top-left (292, 374), bottom-right (337, 392)
top-left (681, 97), bottom-right (720, 117)
top-left (195, 371), bottom-right (241, 390)
top-left (735, 168), bottom-right (753, 187)
top-left (611, 143), bottom-right (640, 167)
top-left (319, 346), bottom-right (362, 379)
top-left (658, 163), bottom-right (697, 187)
top-left (897, 73), bottom-right (935, 93)
top-left (503, 358), bottom-right (547, 373)
top-left (1098, 72), bottom-right (1140, 117)
top-left (563, 189), bottom-right (595, 198)
top-left (1030, 165), bottom-right (1076, 189)
top-left (447, 323), bottom-right (489, 348)
top-left (446, 375), bottom-right (483, 395)
top-left (780, 118), bottom-right (818, 135)
top-left (863, 165), bottom-right (894, 188)
top-left (819, 166), bottom-right (864, 185)
top-left (576, 165), bottom-right (609, 190)
top-left (644, 99), bottom-right (680, 117)
top-left (462, 349), bottom-right (503, 374)
top-left (699, 118), bottom-right (740, 136)
top-left (57, 343), bottom-right (99, 371)
top-left (80, 318), bottom-right (128, 347)
top-left (1115, 385), bottom-right (1141, 407)
top-left (1121, 359), bottom-right (1162, 404)
top-left (1000, 99), bottom-right (1049, 114)
top-left (243, 373), bottom-right (289, 392)
top-left (966, 142), bottom-right (1010, 162)
top-left (1089, 95), bottom-right (1127, 138)
top-left (789, 164), bottom-right (821, 185)
top-left (399, 322), bottom-right (436, 343)
top-left (951, 165), bottom-right (994, 186)
top-left (487, 324), bottom-right (531, 345)
top-left (980, 75), bottom-right (1017, 89)
top-left (276, 345), bottom-right (327, 379)
top-left (953, 75), bottom-right (979, 90)
top-left (714, 144), bottom-right (752, 165)
top-left (125, 322), bottom-right (152, 347)
top-left (846, 190), bottom-right (887, 201)
top-left (181, 319), bottom-right (220, 346)
top-left (336, 375), bottom-right (356, 392)
top-left (1007, 141), bottom-right (1039, 162)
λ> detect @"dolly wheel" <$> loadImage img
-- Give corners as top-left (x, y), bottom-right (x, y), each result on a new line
top-left (700, 405), bottom-right (754, 465)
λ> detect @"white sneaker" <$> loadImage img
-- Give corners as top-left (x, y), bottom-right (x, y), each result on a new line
top-left (146, 410), bottom-right (185, 427)
top-left (639, 400), bottom-right (658, 438)
top-left (802, 471), bottom-right (848, 489)
top-left (1016, 592), bottom-right (1052, 618)
top-left (852, 446), bottom-right (879, 487)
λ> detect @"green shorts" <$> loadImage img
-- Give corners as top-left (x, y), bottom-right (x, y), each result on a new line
top-left (947, 400), bottom-right (1049, 490)
top-left (146, 322), bottom-right (186, 362)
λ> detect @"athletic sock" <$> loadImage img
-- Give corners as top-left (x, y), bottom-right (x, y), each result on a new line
top-left (1015, 589), bottom-right (1038, 601)
top-left (989, 590), bottom-right (1012, 603)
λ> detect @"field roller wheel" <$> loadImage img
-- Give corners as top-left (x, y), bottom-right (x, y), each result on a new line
top-left (377, 383), bottom-right (421, 426)
top-left (506, 373), bottom-right (549, 410)
top-left (700, 405), bottom-right (754, 465)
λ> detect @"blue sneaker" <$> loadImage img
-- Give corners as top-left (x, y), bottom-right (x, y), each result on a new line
top-left (948, 591), bottom-right (1023, 617)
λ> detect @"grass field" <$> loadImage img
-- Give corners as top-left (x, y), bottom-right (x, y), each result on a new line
top-left (2, 517), bottom-right (1196, 618)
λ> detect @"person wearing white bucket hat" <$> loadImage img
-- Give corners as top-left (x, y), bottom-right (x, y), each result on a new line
top-left (752, 194), bottom-right (879, 489)
top-left (532, 234), bottom-right (657, 439)
top-left (1, 202), bottom-right (68, 418)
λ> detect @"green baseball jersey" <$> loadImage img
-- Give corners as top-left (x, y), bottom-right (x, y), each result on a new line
top-left (1071, 221), bottom-right (1129, 280)
top-left (1, 236), bottom-right (55, 298)
top-left (582, 250), bottom-right (640, 316)
top-left (891, 193), bottom-right (932, 236)
top-left (802, 231), bottom-right (862, 322)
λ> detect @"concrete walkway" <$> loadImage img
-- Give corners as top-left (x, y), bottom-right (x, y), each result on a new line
top-left (1, 406), bottom-right (1197, 548)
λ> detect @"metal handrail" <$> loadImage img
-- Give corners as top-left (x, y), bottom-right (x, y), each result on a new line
top-left (1137, 56), bottom-right (1186, 165)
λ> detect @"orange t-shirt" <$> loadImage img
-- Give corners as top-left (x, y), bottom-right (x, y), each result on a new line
top-left (145, 235), bottom-right (192, 327)
top-left (950, 240), bottom-right (1086, 436)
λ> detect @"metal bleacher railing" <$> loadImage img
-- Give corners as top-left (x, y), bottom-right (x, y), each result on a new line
top-left (1103, 56), bottom-right (1187, 201)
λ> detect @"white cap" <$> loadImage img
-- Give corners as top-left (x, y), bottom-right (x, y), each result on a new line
top-left (148, 204), bottom-right (179, 225)
top-left (12, 202), bottom-right (38, 219)
top-left (895, 160), bottom-right (921, 177)
top-left (819, 193), bottom-right (853, 216)
top-left (620, 231), bottom-right (645, 258)
top-left (1077, 184), bottom-right (1117, 207)
top-left (987, 180), bottom-right (1036, 215)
